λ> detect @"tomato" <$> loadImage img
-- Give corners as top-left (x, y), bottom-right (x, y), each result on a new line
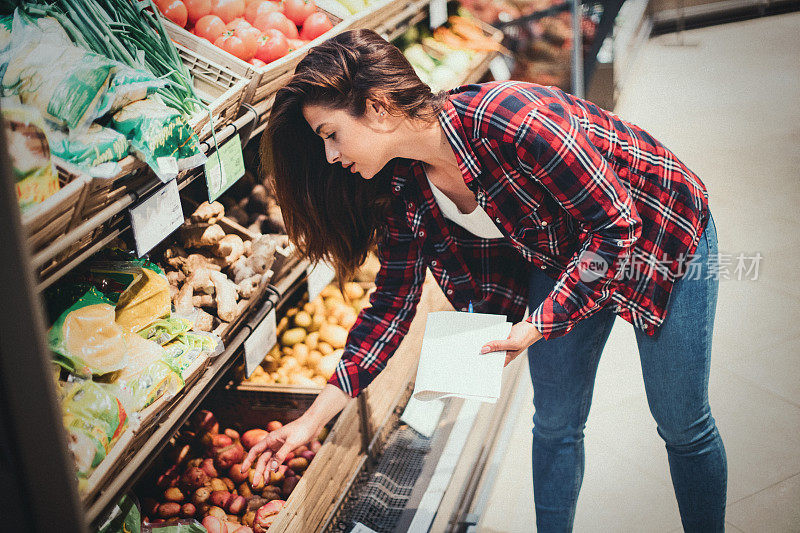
top-left (211, 0), bottom-right (245, 23)
top-left (286, 38), bottom-right (307, 51)
top-left (245, 0), bottom-right (282, 23)
top-left (159, 0), bottom-right (188, 27)
top-left (254, 29), bottom-right (290, 63)
top-left (214, 31), bottom-right (249, 60)
top-left (299, 12), bottom-right (332, 41)
top-left (184, 0), bottom-right (211, 25)
top-left (250, 58), bottom-right (267, 67)
top-left (226, 17), bottom-right (251, 31)
top-left (235, 23), bottom-right (262, 60)
top-left (252, 11), bottom-right (298, 39)
top-left (194, 14), bottom-right (226, 42)
top-left (283, 0), bottom-right (315, 26)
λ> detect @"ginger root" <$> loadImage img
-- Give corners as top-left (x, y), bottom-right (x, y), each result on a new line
top-left (180, 223), bottom-right (225, 249)
top-left (209, 271), bottom-right (239, 322)
top-left (213, 234), bottom-right (245, 266)
top-left (191, 201), bottom-right (225, 224)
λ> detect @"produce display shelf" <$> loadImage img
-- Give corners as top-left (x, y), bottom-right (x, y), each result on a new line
top-left (33, 106), bottom-right (260, 292)
top-left (85, 291), bottom-right (280, 527)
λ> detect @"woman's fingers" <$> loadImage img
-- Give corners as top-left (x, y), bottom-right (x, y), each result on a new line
top-left (241, 437), bottom-right (270, 473)
top-left (252, 448), bottom-right (274, 487)
top-left (481, 338), bottom-right (521, 354)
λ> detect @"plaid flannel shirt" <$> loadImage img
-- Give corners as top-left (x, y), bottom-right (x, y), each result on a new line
top-left (329, 81), bottom-right (711, 397)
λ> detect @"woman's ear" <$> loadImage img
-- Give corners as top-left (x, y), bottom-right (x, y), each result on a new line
top-left (366, 99), bottom-right (387, 120)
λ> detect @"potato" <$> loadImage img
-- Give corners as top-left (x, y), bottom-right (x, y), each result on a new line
top-left (307, 349), bottom-right (322, 366)
top-left (207, 505), bottom-right (227, 519)
top-left (193, 487), bottom-right (211, 505)
top-left (281, 346), bottom-right (293, 358)
top-left (287, 457), bottom-right (309, 472)
top-left (242, 510), bottom-right (256, 527)
top-left (180, 503), bottom-right (196, 518)
top-left (304, 332), bottom-right (320, 350)
top-left (293, 343), bottom-right (309, 365)
top-left (158, 502), bottom-right (181, 519)
top-left (311, 376), bottom-right (327, 387)
top-left (164, 487), bottom-right (185, 502)
top-left (242, 429), bottom-right (268, 450)
top-left (343, 282), bottom-right (365, 300)
top-left (227, 494), bottom-right (247, 515)
top-left (320, 285), bottom-right (342, 299)
top-left (261, 485), bottom-right (282, 501)
top-left (281, 476), bottom-right (300, 497)
top-left (210, 490), bottom-right (230, 507)
top-left (221, 477), bottom-right (236, 491)
top-left (229, 463), bottom-right (248, 484)
top-left (202, 516), bottom-right (227, 533)
top-left (210, 478), bottom-right (227, 492)
top-left (227, 513), bottom-right (240, 522)
top-left (248, 468), bottom-right (266, 490)
top-left (317, 342), bottom-right (333, 356)
top-left (310, 312), bottom-right (324, 332)
top-left (293, 310), bottom-right (312, 329)
top-left (319, 324), bottom-right (348, 349)
top-left (338, 310), bottom-right (358, 329)
top-left (281, 327), bottom-right (306, 346)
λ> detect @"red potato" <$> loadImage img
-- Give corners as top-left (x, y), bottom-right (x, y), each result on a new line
top-left (283, 451), bottom-right (295, 462)
top-left (158, 502), bottom-right (182, 519)
top-left (241, 429), bottom-right (268, 450)
top-left (193, 410), bottom-right (220, 435)
top-left (210, 490), bottom-right (231, 507)
top-left (202, 516), bottom-right (227, 533)
top-left (300, 450), bottom-right (315, 462)
top-left (293, 445), bottom-right (308, 454)
top-left (229, 463), bottom-right (249, 484)
top-left (221, 477), bottom-right (236, 491)
top-left (253, 500), bottom-right (285, 533)
top-left (281, 476), bottom-right (300, 497)
top-left (187, 457), bottom-right (203, 469)
top-left (202, 457), bottom-right (219, 478)
top-left (266, 421), bottom-right (283, 432)
top-left (225, 428), bottom-right (241, 440)
top-left (208, 505), bottom-right (227, 519)
top-left (182, 466), bottom-right (209, 489)
top-left (157, 465), bottom-right (180, 489)
top-left (181, 502), bottom-right (197, 518)
top-left (238, 482), bottom-right (253, 498)
top-left (215, 443), bottom-right (246, 470)
top-left (227, 494), bottom-right (247, 514)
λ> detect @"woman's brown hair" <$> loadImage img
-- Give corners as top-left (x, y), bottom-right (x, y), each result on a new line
top-left (261, 29), bottom-right (446, 283)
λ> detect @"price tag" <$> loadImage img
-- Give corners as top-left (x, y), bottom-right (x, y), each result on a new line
top-left (307, 261), bottom-right (336, 301)
top-left (204, 133), bottom-right (245, 202)
top-left (244, 308), bottom-right (277, 378)
top-left (429, 0), bottom-right (447, 29)
top-left (401, 396), bottom-right (445, 438)
top-left (489, 56), bottom-right (512, 81)
top-left (129, 178), bottom-right (184, 257)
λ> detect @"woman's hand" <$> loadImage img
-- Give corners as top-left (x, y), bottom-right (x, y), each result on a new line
top-left (240, 415), bottom-right (322, 487)
top-left (481, 320), bottom-right (543, 366)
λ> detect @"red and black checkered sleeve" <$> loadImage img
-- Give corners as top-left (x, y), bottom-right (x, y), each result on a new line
top-left (327, 203), bottom-right (426, 397)
top-left (513, 103), bottom-right (643, 339)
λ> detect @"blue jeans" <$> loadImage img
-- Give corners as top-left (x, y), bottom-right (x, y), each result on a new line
top-left (527, 213), bottom-right (726, 532)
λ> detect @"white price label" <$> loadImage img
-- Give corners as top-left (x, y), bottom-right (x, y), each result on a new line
top-left (244, 309), bottom-right (277, 378)
top-left (489, 56), bottom-right (512, 81)
top-left (401, 396), bottom-right (445, 438)
top-left (429, 0), bottom-right (447, 29)
top-left (156, 156), bottom-right (179, 182)
top-left (307, 261), bottom-right (336, 301)
top-left (129, 179), bottom-right (184, 257)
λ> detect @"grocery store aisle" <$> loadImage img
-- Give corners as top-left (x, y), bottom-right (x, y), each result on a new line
top-left (478, 12), bottom-right (800, 533)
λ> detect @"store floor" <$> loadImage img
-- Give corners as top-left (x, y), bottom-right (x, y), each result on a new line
top-left (477, 12), bottom-right (800, 533)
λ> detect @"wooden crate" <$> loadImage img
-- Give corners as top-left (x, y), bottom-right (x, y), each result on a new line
top-left (22, 158), bottom-right (91, 257)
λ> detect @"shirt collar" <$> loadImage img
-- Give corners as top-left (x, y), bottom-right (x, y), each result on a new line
top-left (437, 96), bottom-right (482, 189)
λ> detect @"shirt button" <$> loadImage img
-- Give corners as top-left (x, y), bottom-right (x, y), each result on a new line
top-left (446, 289), bottom-right (453, 295)
top-left (431, 260), bottom-right (438, 267)
top-left (495, 217), bottom-right (501, 223)
top-left (408, 202), bottom-right (414, 209)
top-left (394, 185), bottom-right (401, 192)
top-left (540, 264), bottom-right (547, 269)
top-left (477, 191), bottom-right (485, 200)
top-left (418, 230), bottom-right (425, 238)
top-left (541, 220), bottom-right (548, 227)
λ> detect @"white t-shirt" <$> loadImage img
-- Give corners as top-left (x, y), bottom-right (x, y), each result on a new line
top-left (427, 177), bottom-right (504, 239)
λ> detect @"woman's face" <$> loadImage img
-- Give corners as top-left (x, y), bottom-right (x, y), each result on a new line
top-left (302, 101), bottom-right (398, 180)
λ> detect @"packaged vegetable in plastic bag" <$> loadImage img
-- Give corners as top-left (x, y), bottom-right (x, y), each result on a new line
top-left (101, 334), bottom-right (183, 412)
top-left (60, 380), bottom-right (129, 477)
top-left (97, 494), bottom-right (141, 533)
top-left (48, 123), bottom-right (129, 177)
top-left (138, 316), bottom-right (194, 345)
top-left (1, 13), bottom-right (115, 133)
top-left (100, 64), bottom-right (169, 115)
top-left (115, 267), bottom-right (172, 333)
top-left (48, 288), bottom-right (131, 377)
top-left (1, 97), bottom-right (59, 212)
top-left (111, 96), bottom-right (206, 182)
top-left (142, 520), bottom-right (205, 533)
top-left (161, 331), bottom-right (221, 377)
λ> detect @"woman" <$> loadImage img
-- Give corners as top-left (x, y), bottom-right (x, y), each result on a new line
top-left (241, 29), bottom-right (727, 531)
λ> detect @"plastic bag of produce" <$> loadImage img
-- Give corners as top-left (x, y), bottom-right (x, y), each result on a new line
top-left (102, 334), bottom-right (183, 412)
top-left (1, 12), bottom-right (115, 132)
top-left (162, 331), bottom-right (221, 377)
top-left (115, 267), bottom-right (172, 333)
top-left (48, 288), bottom-right (131, 377)
top-left (88, 255), bottom-right (166, 302)
top-left (111, 96), bottom-right (206, 182)
top-left (60, 380), bottom-right (129, 477)
top-left (1, 97), bottom-right (59, 212)
top-left (100, 65), bottom-right (169, 115)
top-left (138, 317), bottom-right (194, 345)
top-left (142, 520), bottom-right (205, 533)
top-left (48, 123), bottom-right (129, 178)
top-left (97, 494), bottom-right (142, 533)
